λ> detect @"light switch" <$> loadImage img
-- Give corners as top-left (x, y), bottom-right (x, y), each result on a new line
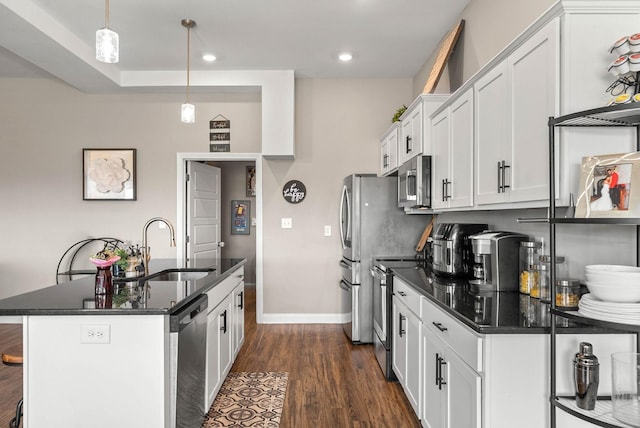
top-left (324, 225), bottom-right (331, 236)
top-left (281, 218), bottom-right (292, 229)
top-left (251, 217), bottom-right (257, 226)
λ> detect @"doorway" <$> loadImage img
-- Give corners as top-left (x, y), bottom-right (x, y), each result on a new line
top-left (177, 153), bottom-right (263, 323)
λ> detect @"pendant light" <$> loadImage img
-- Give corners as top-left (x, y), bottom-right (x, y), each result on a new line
top-left (181, 19), bottom-right (196, 124)
top-left (96, 0), bottom-right (119, 63)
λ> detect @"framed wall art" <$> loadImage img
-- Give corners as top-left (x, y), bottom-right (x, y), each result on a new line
top-left (83, 148), bottom-right (136, 201)
top-left (575, 151), bottom-right (640, 218)
top-left (231, 200), bottom-right (251, 235)
top-left (246, 166), bottom-right (256, 197)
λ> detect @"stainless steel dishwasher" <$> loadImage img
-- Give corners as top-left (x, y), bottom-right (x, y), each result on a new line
top-left (170, 294), bottom-right (208, 428)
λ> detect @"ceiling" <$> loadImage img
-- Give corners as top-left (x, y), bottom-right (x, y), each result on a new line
top-left (0, 0), bottom-right (470, 93)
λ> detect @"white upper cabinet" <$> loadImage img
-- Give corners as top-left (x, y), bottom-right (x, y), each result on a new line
top-left (380, 123), bottom-right (400, 176)
top-left (399, 95), bottom-right (448, 165)
top-left (474, 18), bottom-right (558, 207)
top-left (432, 89), bottom-right (475, 210)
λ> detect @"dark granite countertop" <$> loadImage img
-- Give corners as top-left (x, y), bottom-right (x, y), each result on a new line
top-left (388, 263), bottom-right (596, 334)
top-left (0, 258), bottom-right (246, 316)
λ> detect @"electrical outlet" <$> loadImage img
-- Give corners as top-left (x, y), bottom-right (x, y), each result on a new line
top-left (324, 225), bottom-right (331, 236)
top-left (281, 218), bottom-right (292, 229)
top-left (81, 325), bottom-right (111, 344)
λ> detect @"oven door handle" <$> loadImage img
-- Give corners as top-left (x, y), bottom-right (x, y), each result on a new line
top-left (381, 284), bottom-right (387, 338)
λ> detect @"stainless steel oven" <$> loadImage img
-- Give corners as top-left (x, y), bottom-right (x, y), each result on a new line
top-left (372, 258), bottom-right (424, 381)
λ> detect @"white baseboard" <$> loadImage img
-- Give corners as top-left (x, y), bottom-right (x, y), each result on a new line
top-left (260, 312), bottom-right (348, 324)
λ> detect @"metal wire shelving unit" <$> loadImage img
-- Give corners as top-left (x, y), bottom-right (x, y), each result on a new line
top-left (548, 103), bottom-right (640, 428)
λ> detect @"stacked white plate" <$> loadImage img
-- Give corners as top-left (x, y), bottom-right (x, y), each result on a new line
top-left (579, 294), bottom-right (640, 325)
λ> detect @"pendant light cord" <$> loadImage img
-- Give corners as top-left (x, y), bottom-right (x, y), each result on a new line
top-left (186, 23), bottom-right (191, 103)
top-left (105, 0), bottom-right (110, 28)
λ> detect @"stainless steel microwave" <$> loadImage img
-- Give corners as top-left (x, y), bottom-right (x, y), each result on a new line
top-left (398, 155), bottom-right (431, 209)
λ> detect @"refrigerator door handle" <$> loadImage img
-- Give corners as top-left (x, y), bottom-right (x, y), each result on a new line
top-left (339, 185), bottom-right (350, 249)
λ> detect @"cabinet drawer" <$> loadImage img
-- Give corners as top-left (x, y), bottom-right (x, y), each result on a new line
top-left (421, 296), bottom-right (483, 371)
top-left (394, 278), bottom-right (421, 317)
top-left (206, 266), bottom-right (245, 311)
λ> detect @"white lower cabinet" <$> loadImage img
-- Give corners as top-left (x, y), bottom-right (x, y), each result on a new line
top-left (205, 266), bottom-right (245, 409)
top-left (422, 323), bottom-right (481, 428)
top-left (392, 278), bottom-right (422, 419)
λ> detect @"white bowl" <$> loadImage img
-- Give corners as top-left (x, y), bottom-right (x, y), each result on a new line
top-left (586, 265), bottom-right (640, 273)
top-left (586, 281), bottom-right (640, 303)
top-left (586, 272), bottom-right (640, 282)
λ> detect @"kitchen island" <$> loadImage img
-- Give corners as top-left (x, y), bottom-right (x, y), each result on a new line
top-left (0, 258), bottom-right (246, 428)
top-left (387, 263), bottom-right (635, 428)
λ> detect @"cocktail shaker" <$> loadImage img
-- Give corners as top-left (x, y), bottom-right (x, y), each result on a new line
top-left (574, 342), bottom-right (599, 410)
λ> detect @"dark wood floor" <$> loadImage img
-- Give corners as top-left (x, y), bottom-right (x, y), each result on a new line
top-left (0, 323), bottom-right (22, 426)
top-left (232, 286), bottom-right (420, 428)
top-left (0, 286), bottom-right (420, 428)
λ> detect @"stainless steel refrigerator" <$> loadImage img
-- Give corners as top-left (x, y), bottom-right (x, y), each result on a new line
top-left (339, 174), bottom-right (430, 344)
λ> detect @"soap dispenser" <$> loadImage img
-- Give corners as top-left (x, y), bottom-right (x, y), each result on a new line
top-left (573, 342), bottom-right (599, 410)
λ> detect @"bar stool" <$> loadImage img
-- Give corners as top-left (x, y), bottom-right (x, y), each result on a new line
top-left (1, 353), bottom-right (23, 428)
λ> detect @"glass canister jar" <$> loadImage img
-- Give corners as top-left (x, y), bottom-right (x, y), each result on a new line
top-left (519, 241), bottom-right (542, 294)
top-left (531, 255), bottom-right (566, 302)
top-left (556, 279), bottom-right (581, 309)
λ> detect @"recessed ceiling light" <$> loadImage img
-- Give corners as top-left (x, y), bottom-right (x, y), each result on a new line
top-left (338, 53), bottom-right (353, 62)
top-left (202, 53), bottom-right (216, 62)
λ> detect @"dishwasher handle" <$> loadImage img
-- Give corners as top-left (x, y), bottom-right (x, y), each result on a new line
top-left (171, 295), bottom-right (208, 332)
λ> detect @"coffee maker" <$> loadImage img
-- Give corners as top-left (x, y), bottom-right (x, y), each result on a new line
top-left (469, 231), bottom-right (529, 291)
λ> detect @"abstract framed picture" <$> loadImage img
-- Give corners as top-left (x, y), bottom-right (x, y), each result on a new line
top-left (246, 166), bottom-right (256, 197)
top-left (575, 151), bottom-right (640, 218)
top-left (83, 148), bottom-right (137, 201)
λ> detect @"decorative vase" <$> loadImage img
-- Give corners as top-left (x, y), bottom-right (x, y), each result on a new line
top-left (95, 266), bottom-right (113, 309)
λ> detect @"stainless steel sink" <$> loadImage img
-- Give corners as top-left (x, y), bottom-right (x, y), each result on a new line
top-left (147, 269), bottom-right (214, 282)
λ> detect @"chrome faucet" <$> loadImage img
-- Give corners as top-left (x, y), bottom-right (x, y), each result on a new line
top-left (142, 217), bottom-right (176, 275)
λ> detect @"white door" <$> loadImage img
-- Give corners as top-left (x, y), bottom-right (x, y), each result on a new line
top-left (186, 161), bottom-right (222, 266)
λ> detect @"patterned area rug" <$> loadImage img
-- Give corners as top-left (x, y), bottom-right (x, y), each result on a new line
top-left (203, 372), bottom-right (289, 428)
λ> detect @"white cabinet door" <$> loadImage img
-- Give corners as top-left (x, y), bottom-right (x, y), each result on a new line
top-left (446, 348), bottom-right (482, 428)
top-left (508, 18), bottom-right (558, 204)
top-left (421, 321), bottom-right (481, 428)
top-left (475, 19), bottom-right (558, 208)
top-left (218, 294), bottom-right (233, 380)
top-left (380, 124), bottom-right (399, 176)
top-left (448, 90), bottom-right (474, 209)
top-left (422, 322), bottom-right (445, 428)
top-left (400, 102), bottom-right (423, 164)
top-left (232, 282), bottom-right (245, 357)
top-left (474, 62), bottom-right (510, 206)
top-left (431, 108), bottom-right (450, 210)
top-left (392, 293), bottom-right (421, 419)
top-left (206, 301), bottom-right (223, 407)
top-left (392, 296), bottom-right (407, 386)
top-left (405, 309), bottom-right (421, 418)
